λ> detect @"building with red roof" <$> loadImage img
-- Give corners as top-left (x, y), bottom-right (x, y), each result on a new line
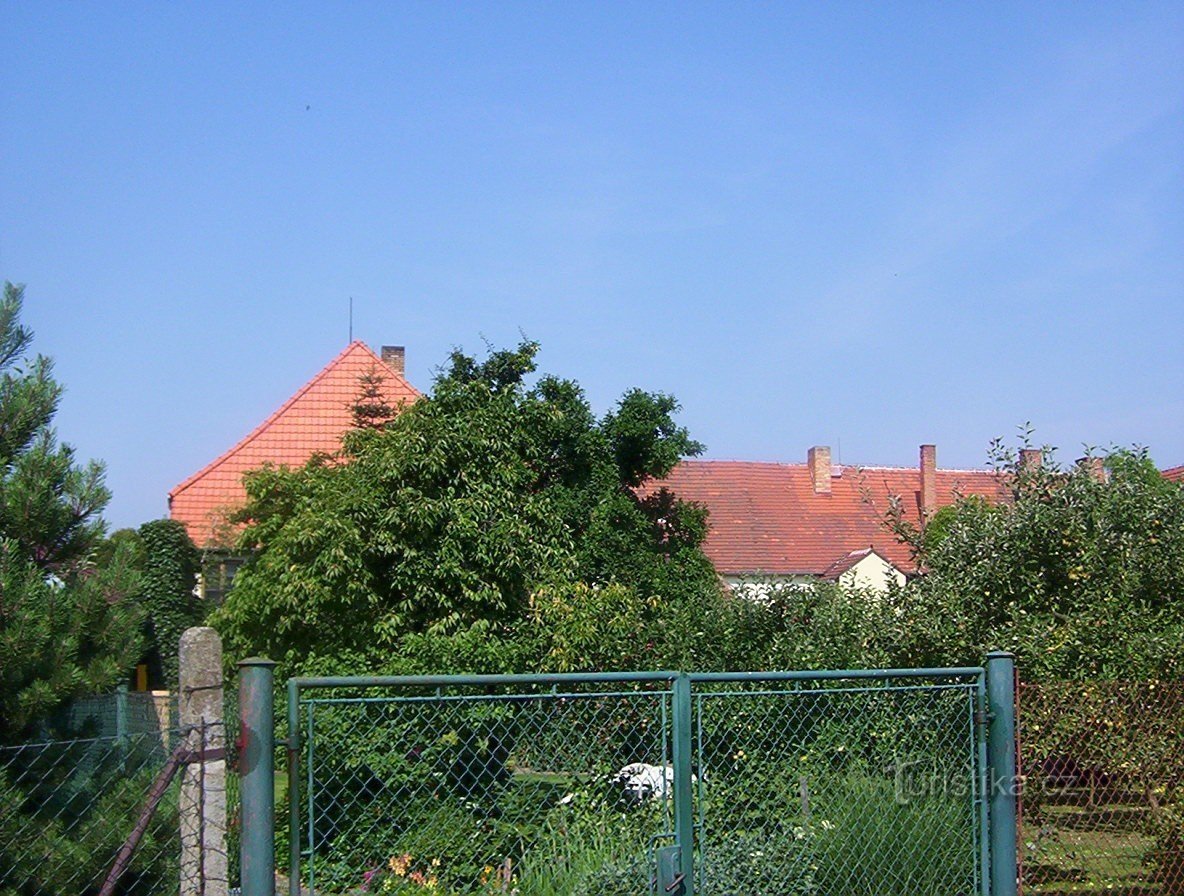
top-left (168, 341), bottom-right (1183, 603)
top-left (169, 341), bottom-right (419, 549)
top-left (649, 445), bottom-right (1005, 591)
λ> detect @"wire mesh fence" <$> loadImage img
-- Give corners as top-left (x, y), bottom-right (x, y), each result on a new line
top-left (294, 676), bottom-right (677, 896)
top-left (1019, 680), bottom-right (1184, 895)
top-left (0, 707), bottom-right (231, 896)
top-left (291, 670), bottom-right (987, 896)
top-left (690, 673), bottom-right (984, 896)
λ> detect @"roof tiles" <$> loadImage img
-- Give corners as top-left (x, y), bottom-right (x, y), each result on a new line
top-left (648, 459), bottom-right (1006, 576)
top-left (169, 342), bottom-right (419, 546)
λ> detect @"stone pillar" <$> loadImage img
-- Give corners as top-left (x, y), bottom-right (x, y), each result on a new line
top-left (179, 627), bottom-right (228, 896)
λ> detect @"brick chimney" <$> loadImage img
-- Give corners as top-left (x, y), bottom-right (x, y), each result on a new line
top-left (919, 444), bottom-right (937, 521)
top-left (808, 446), bottom-right (832, 494)
top-left (1019, 448), bottom-right (1043, 472)
top-left (381, 345), bottom-right (406, 377)
top-left (1077, 455), bottom-right (1106, 483)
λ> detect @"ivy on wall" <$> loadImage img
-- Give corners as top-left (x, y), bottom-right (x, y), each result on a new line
top-left (137, 519), bottom-right (201, 688)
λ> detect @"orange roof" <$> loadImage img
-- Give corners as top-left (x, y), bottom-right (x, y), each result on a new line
top-left (1163, 465), bottom-right (1184, 484)
top-left (169, 342), bottom-right (419, 547)
top-left (649, 458), bottom-right (1005, 577)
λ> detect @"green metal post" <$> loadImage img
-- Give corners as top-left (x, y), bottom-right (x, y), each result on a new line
top-left (986, 652), bottom-right (1018, 896)
top-left (977, 671), bottom-right (991, 896)
top-left (239, 658), bottom-right (276, 896)
top-left (672, 674), bottom-right (695, 896)
top-left (288, 679), bottom-right (301, 896)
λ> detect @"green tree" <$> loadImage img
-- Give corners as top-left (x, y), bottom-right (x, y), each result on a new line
top-left (351, 363), bottom-right (397, 429)
top-left (892, 440), bottom-right (1184, 679)
top-left (0, 283), bottom-right (143, 741)
top-left (212, 340), bottom-right (718, 672)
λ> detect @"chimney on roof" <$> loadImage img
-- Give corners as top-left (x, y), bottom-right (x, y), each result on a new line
top-left (1076, 455), bottom-right (1106, 483)
top-left (381, 345), bottom-right (406, 377)
top-left (920, 444), bottom-right (937, 522)
top-left (1019, 448), bottom-right (1043, 472)
top-left (808, 446), bottom-right (832, 494)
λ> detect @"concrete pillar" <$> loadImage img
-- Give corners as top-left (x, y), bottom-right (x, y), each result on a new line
top-left (179, 627), bottom-right (228, 896)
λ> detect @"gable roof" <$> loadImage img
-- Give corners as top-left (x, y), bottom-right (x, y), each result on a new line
top-left (820, 546), bottom-right (880, 581)
top-left (649, 458), bottom-right (1005, 577)
top-left (169, 341), bottom-right (419, 547)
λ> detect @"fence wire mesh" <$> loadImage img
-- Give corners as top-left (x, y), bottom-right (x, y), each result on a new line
top-left (0, 702), bottom-right (230, 896)
top-left (296, 678), bottom-right (676, 896)
top-left (295, 671), bottom-right (985, 896)
top-left (1019, 680), bottom-right (1184, 896)
top-left (691, 675), bottom-right (984, 896)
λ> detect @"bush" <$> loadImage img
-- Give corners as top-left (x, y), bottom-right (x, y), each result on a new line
top-left (702, 829), bottom-right (818, 896)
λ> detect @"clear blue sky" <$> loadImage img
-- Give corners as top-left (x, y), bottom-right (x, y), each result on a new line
top-left (2, 2), bottom-right (1181, 530)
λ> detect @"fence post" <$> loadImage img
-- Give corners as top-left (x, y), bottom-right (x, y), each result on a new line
top-left (672, 673), bottom-right (695, 896)
top-left (287, 679), bottom-right (301, 896)
top-left (986, 651), bottom-right (1018, 896)
top-left (180, 627), bottom-right (228, 896)
top-left (239, 658), bottom-right (276, 896)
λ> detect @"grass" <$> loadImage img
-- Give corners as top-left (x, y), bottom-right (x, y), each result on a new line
top-left (1023, 810), bottom-right (1161, 894)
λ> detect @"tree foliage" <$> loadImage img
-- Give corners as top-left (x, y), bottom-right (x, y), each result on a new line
top-left (137, 518), bottom-right (201, 687)
top-left (891, 440), bottom-right (1184, 679)
top-left (0, 283), bottom-right (143, 741)
top-left (213, 340), bottom-right (718, 671)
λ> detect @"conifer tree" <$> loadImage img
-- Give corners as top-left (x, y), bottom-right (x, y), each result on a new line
top-left (350, 363), bottom-right (397, 429)
top-left (0, 282), bottom-right (143, 741)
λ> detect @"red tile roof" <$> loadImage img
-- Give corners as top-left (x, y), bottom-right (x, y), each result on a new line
top-left (648, 459), bottom-right (1006, 577)
top-left (1163, 465), bottom-right (1184, 484)
top-left (169, 342), bottom-right (419, 547)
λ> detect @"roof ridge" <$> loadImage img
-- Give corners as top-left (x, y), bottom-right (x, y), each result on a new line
top-left (680, 459), bottom-right (994, 474)
top-left (680, 458), bottom-right (807, 468)
top-left (169, 341), bottom-right (394, 499)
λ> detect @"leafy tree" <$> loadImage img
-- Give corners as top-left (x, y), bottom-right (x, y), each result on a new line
top-left (891, 440), bottom-right (1184, 679)
top-left (0, 282), bottom-right (143, 741)
top-left (213, 340), bottom-right (718, 672)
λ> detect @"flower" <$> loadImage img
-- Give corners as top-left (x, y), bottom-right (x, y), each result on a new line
top-left (389, 853), bottom-right (412, 877)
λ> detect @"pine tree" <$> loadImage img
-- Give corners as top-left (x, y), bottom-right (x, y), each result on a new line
top-left (350, 363), bottom-right (397, 430)
top-left (0, 282), bottom-right (143, 741)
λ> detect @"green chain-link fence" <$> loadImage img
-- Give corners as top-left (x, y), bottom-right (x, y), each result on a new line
top-left (1019, 680), bottom-right (1184, 895)
top-left (0, 727), bottom-right (182, 894)
top-left (1, 691), bottom-right (232, 896)
top-left (287, 668), bottom-right (990, 896)
top-left (691, 673), bottom-right (985, 896)
top-left (292, 674), bottom-right (677, 896)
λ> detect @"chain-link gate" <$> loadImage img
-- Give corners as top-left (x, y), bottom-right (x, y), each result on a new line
top-left (688, 670), bottom-right (988, 896)
top-left (289, 673), bottom-right (683, 896)
top-left (265, 661), bottom-right (1015, 896)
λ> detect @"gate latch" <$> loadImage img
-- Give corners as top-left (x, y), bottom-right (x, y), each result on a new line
top-left (656, 846), bottom-right (686, 895)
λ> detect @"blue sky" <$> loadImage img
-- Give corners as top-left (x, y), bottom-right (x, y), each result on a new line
top-left (2, 2), bottom-right (1181, 530)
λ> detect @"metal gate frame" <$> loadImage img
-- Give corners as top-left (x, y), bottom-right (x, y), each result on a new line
top-left (236, 653), bottom-right (1019, 896)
